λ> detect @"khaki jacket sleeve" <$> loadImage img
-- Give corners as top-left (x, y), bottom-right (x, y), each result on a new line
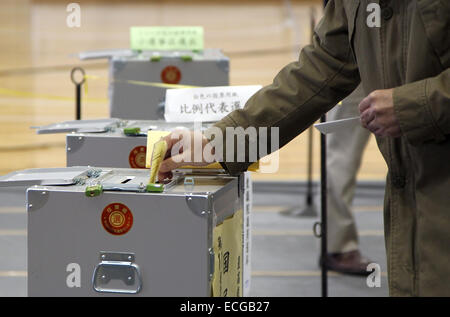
top-left (393, 68), bottom-right (450, 145)
top-left (207, 0), bottom-right (361, 175)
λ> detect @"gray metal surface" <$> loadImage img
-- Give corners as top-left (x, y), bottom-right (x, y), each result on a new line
top-left (109, 49), bottom-right (229, 120)
top-left (64, 120), bottom-right (211, 169)
top-left (33, 118), bottom-right (122, 134)
top-left (78, 48), bottom-right (135, 60)
top-left (124, 120), bottom-right (209, 133)
top-left (32, 119), bottom-right (213, 169)
top-left (0, 167), bottom-right (90, 187)
top-left (27, 189), bottom-right (210, 296)
top-left (78, 49), bottom-right (227, 61)
top-left (20, 167), bottom-right (241, 296)
top-left (66, 134), bottom-right (146, 168)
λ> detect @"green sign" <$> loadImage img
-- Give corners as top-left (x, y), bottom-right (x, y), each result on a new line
top-left (130, 26), bottom-right (204, 51)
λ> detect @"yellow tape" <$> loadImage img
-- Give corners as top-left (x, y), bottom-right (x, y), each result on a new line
top-left (82, 74), bottom-right (199, 89)
top-left (0, 77), bottom-right (198, 102)
top-left (115, 79), bottom-right (198, 89)
top-left (83, 74), bottom-right (102, 97)
top-left (0, 87), bottom-right (107, 103)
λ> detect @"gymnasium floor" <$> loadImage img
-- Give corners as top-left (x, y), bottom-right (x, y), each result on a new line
top-left (0, 182), bottom-right (388, 297)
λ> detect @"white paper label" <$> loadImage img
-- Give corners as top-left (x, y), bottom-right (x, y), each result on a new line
top-left (164, 85), bottom-right (262, 122)
top-left (243, 172), bottom-right (253, 296)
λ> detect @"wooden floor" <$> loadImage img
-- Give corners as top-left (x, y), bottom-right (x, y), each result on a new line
top-left (0, 0), bottom-right (387, 181)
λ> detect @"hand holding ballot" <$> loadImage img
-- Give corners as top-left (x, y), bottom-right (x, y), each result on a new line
top-left (158, 130), bottom-right (214, 182)
top-left (358, 89), bottom-right (402, 138)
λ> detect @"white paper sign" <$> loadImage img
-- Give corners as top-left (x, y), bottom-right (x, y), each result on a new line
top-left (242, 172), bottom-right (253, 296)
top-left (164, 85), bottom-right (262, 122)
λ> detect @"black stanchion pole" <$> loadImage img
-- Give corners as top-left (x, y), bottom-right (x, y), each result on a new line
top-left (71, 67), bottom-right (86, 120)
top-left (320, 114), bottom-right (328, 297)
top-left (305, 126), bottom-right (315, 209)
top-left (319, 0), bottom-right (329, 298)
top-left (75, 84), bottom-right (81, 120)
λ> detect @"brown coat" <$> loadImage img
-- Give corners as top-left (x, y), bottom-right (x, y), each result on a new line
top-left (211, 0), bottom-right (450, 296)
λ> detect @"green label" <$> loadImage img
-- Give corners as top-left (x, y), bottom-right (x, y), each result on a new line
top-left (130, 26), bottom-right (204, 51)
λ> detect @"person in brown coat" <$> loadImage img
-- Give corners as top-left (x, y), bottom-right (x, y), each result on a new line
top-left (159, 0), bottom-right (450, 296)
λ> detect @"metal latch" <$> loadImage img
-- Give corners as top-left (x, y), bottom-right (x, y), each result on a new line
top-left (209, 248), bottom-right (214, 281)
top-left (184, 177), bottom-right (195, 192)
top-left (123, 127), bottom-right (146, 136)
top-left (92, 252), bottom-right (142, 294)
top-left (150, 55), bottom-right (161, 62)
top-left (180, 55), bottom-right (193, 62)
top-left (85, 182), bottom-right (164, 197)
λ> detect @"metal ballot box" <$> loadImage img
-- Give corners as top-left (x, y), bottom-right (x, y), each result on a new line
top-left (35, 119), bottom-right (200, 169)
top-left (79, 49), bottom-right (229, 120)
top-left (0, 167), bottom-right (247, 297)
top-left (34, 119), bottom-right (253, 295)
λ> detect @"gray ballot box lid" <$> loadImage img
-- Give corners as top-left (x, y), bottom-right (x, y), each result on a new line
top-left (78, 48), bottom-right (135, 60)
top-left (32, 118), bottom-right (122, 134)
top-left (0, 167), bottom-right (92, 187)
top-left (32, 119), bottom-right (210, 135)
top-left (77, 48), bottom-right (228, 61)
top-left (0, 166), bottom-right (235, 195)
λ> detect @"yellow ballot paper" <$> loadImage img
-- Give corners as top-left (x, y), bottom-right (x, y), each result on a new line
top-left (146, 131), bottom-right (171, 168)
top-left (148, 139), bottom-right (168, 184)
top-left (212, 209), bottom-right (243, 297)
top-left (145, 130), bottom-right (260, 172)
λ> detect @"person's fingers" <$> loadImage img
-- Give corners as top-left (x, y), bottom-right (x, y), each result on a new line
top-left (158, 170), bottom-right (172, 183)
top-left (159, 154), bottom-right (187, 173)
top-left (166, 130), bottom-right (193, 159)
top-left (360, 108), bottom-right (376, 128)
top-left (367, 119), bottom-right (381, 133)
top-left (163, 143), bottom-right (184, 160)
top-left (162, 133), bottom-right (179, 153)
top-left (185, 161), bottom-right (210, 167)
top-left (358, 94), bottom-right (372, 114)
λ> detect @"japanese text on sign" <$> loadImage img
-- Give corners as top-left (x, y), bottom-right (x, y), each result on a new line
top-left (165, 85), bottom-right (262, 122)
top-left (130, 26), bottom-right (204, 51)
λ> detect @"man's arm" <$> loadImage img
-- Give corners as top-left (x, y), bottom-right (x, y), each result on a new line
top-left (158, 1), bottom-right (361, 179)
top-left (392, 68), bottom-right (450, 145)
top-left (210, 0), bottom-right (361, 175)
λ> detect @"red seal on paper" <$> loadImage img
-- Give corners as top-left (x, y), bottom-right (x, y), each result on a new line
top-left (128, 146), bottom-right (147, 169)
top-left (101, 203), bottom-right (133, 235)
top-left (161, 65), bottom-right (182, 84)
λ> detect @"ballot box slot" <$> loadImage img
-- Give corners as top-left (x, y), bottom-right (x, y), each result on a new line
top-left (120, 177), bottom-right (134, 184)
top-left (84, 171), bottom-right (180, 196)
